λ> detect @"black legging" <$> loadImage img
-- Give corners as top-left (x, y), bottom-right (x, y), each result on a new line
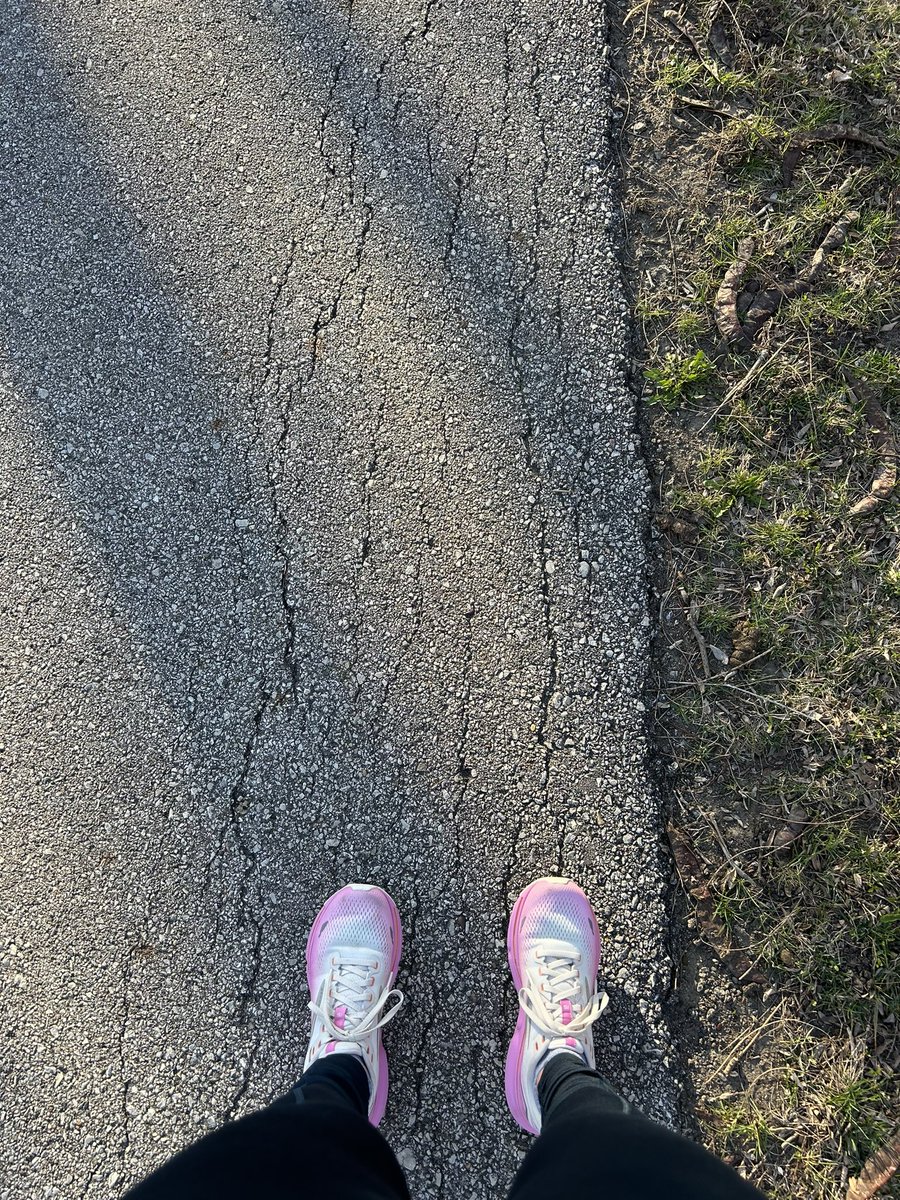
top-left (125, 1053), bottom-right (765, 1199)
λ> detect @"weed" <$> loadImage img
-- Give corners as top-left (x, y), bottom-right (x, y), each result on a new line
top-left (674, 308), bottom-right (707, 338)
top-left (708, 1098), bottom-right (773, 1158)
top-left (795, 96), bottom-right (846, 129)
top-left (856, 349), bottom-right (900, 389)
top-left (645, 349), bottom-right (716, 407)
top-left (827, 1070), bottom-right (895, 1160)
top-left (657, 55), bottom-right (704, 88)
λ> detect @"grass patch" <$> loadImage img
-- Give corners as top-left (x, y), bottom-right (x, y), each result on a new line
top-left (622, 0), bottom-right (900, 1191)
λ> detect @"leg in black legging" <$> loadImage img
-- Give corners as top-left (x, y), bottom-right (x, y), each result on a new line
top-left (507, 1052), bottom-right (766, 1200)
top-left (124, 1055), bottom-right (410, 1200)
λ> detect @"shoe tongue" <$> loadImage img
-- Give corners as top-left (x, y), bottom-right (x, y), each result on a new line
top-left (553, 995), bottom-right (577, 1026)
top-left (539, 937), bottom-right (579, 960)
top-left (333, 945), bottom-right (379, 966)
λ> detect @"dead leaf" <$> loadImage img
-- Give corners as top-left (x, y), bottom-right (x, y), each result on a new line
top-left (714, 237), bottom-right (755, 349)
top-left (741, 211), bottom-right (859, 343)
top-left (846, 1127), bottom-right (900, 1200)
top-left (662, 9), bottom-right (722, 82)
top-left (674, 93), bottom-right (743, 120)
top-left (845, 374), bottom-right (898, 517)
top-left (773, 803), bottom-right (808, 855)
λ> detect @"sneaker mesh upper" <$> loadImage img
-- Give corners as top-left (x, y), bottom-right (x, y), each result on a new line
top-left (310, 889), bottom-right (394, 976)
top-left (519, 885), bottom-right (598, 965)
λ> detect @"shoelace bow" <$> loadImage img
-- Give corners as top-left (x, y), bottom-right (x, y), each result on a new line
top-left (518, 938), bottom-right (609, 1037)
top-left (309, 952), bottom-right (404, 1043)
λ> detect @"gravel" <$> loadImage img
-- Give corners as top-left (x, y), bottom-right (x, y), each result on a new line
top-left (0, 2), bottom-right (678, 1197)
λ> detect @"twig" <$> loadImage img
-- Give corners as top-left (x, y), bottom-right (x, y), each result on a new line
top-left (702, 999), bottom-right (786, 1087)
top-left (681, 589), bottom-right (711, 678)
top-left (703, 808), bottom-right (756, 883)
top-left (667, 822), bottom-right (768, 986)
top-left (722, 646), bottom-right (773, 679)
top-left (675, 93), bottom-right (743, 119)
top-left (667, 680), bottom-right (843, 749)
top-left (699, 347), bottom-right (779, 432)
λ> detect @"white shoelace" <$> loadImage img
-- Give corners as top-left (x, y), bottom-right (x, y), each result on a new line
top-left (518, 938), bottom-right (609, 1037)
top-left (309, 951), bottom-right (404, 1044)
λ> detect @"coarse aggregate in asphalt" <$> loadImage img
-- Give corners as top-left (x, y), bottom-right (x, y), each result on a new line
top-left (0, 2), bottom-right (678, 1196)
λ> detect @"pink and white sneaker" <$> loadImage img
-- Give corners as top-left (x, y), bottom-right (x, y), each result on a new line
top-left (505, 877), bottom-right (609, 1134)
top-left (304, 883), bottom-right (404, 1125)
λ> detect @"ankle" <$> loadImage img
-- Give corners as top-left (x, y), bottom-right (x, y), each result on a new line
top-left (291, 1050), bottom-right (371, 1117)
top-left (535, 1044), bottom-right (587, 1086)
top-left (537, 1054), bottom-right (633, 1126)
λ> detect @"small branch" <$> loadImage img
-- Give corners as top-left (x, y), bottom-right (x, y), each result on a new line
top-left (675, 92), bottom-right (743, 119)
top-left (667, 822), bottom-right (768, 987)
top-left (699, 347), bottom-right (779, 432)
top-left (681, 589), bottom-right (711, 678)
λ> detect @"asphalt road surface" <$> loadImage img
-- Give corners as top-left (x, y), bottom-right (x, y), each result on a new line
top-left (0, 2), bottom-right (678, 1196)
